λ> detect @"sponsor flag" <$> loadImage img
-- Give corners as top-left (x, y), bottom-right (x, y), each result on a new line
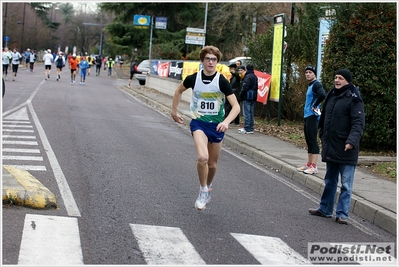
top-left (254, 70), bottom-right (271, 105)
top-left (157, 62), bottom-right (170, 77)
top-left (182, 62), bottom-right (200, 80)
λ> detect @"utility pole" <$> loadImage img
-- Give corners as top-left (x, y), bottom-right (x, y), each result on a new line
top-left (203, 2), bottom-right (208, 48)
top-left (3, 3), bottom-right (8, 48)
top-left (21, 3), bottom-right (26, 51)
top-left (149, 16), bottom-right (153, 59)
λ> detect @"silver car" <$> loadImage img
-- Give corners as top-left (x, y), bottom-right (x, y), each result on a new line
top-left (136, 60), bottom-right (154, 85)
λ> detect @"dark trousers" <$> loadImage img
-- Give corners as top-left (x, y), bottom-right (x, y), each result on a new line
top-left (225, 98), bottom-right (240, 124)
top-left (304, 115), bottom-right (320, 154)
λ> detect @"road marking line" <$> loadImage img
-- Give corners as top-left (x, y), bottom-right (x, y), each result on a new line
top-left (231, 233), bottom-right (310, 265)
top-left (2, 148), bottom-right (40, 153)
top-left (2, 125), bottom-right (33, 128)
top-left (3, 107), bottom-right (29, 120)
top-left (2, 135), bottom-right (36, 139)
top-left (2, 140), bottom-right (38, 145)
top-left (18, 214), bottom-right (84, 265)
top-left (2, 155), bottom-right (43, 161)
top-left (3, 121), bottom-right (31, 124)
top-left (130, 224), bottom-right (206, 265)
top-left (2, 129), bottom-right (34, 133)
top-left (7, 165), bottom-right (47, 171)
top-left (27, 102), bottom-right (81, 217)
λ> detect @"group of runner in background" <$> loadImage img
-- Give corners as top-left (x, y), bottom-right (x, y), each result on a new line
top-left (2, 47), bottom-right (125, 85)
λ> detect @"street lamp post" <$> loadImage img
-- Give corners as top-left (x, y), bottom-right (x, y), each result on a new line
top-left (3, 3), bottom-right (8, 48)
top-left (82, 23), bottom-right (106, 55)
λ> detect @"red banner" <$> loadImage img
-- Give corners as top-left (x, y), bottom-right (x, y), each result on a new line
top-left (157, 62), bottom-right (170, 78)
top-left (254, 70), bottom-right (271, 105)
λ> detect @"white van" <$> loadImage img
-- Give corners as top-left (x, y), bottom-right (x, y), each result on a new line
top-left (228, 57), bottom-right (251, 67)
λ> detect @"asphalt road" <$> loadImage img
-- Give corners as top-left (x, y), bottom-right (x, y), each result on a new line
top-left (2, 65), bottom-right (396, 265)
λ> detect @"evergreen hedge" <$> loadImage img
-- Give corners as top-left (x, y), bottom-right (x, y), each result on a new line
top-left (321, 3), bottom-right (396, 152)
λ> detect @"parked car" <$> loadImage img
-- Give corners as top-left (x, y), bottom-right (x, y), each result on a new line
top-left (136, 59), bottom-right (153, 85)
top-left (228, 57), bottom-right (252, 67)
top-left (136, 59), bottom-right (172, 85)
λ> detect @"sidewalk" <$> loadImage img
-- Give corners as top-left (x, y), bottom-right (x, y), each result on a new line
top-left (3, 67), bottom-right (397, 236)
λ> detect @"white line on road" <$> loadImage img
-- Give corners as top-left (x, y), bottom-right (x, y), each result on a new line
top-left (2, 148), bottom-right (40, 153)
top-left (3, 106), bottom-right (30, 120)
top-left (27, 101), bottom-right (81, 217)
top-left (2, 125), bottom-right (33, 128)
top-left (18, 214), bottom-right (84, 265)
top-left (2, 140), bottom-right (38, 145)
top-left (130, 224), bottom-right (206, 265)
top-left (231, 233), bottom-right (311, 265)
top-left (7, 165), bottom-right (47, 171)
top-left (2, 129), bottom-right (34, 133)
top-left (3, 120), bottom-right (31, 124)
top-left (2, 135), bottom-right (36, 139)
top-left (2, 155), bottom-right (43, 161)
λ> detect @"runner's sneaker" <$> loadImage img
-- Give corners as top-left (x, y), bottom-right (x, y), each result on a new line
top-left (195, 190), bottom-right (210, 210)
top-left (245, 131), bottom-right (254, 134)
top-left (304, 166), bottom-right (318, 174)
top-left (297, 164), bottom-right (309, 172)
top-left (238, 128), bottom-right (246, 134)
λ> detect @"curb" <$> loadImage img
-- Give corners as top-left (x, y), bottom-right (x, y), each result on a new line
top-left (223, 136), bottom-right (397, 236)
top-left (2, 165), bottom-right (58, 209)
top-left (121, 84), bottom-right (397, 236)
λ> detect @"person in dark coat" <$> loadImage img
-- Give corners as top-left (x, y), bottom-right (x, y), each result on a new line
top-left (238, 64), bottom-right (258, 134)
top-left (224, 63), bottom-right (241, 125)
top-left (308, 69), bottom-right (365, 225)
top-left (128, 58), bottom-right (144, 88)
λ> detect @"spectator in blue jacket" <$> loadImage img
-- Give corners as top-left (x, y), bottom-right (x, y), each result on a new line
top-left (297, 65), bottom-right (326, 175)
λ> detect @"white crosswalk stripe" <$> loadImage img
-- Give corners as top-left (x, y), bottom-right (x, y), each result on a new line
top-left (130, 224), bottom-right (206, 265)
top-left (19, 217), bottom-right (395, 265)
top-left (2, 108), bottom-right (47, 171)
top-left (231, 233), bottom-right (311, 264)
top-left (18, 214), bottom-right (84, 265)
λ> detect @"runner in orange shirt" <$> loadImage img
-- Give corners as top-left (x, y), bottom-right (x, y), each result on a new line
top-left (69, 54), bottom-right (79, 84)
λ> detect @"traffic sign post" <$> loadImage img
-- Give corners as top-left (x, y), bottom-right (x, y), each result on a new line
top-left (4, 36), bottom-right (10, 47)
top-left (185, 27), bottom-right (206, 46)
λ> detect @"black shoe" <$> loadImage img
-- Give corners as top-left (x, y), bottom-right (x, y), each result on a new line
top-left (309, 208), bottom-right (331, 218)
top-left (336, 217), bottom-right (348, 225)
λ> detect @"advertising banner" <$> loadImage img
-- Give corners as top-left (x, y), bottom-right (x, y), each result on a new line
top-left (216, 64), bottom-right (231, 81)
top-left (172, 62), bottom-right (184, 80)
top-left (317, 19), bottom-right (332, 80)
top-left (182, 62), bottom-right (200, 80)
top-left (254, 70), bottom-right (271, 105)
top-left (270, 14), bottom-right (285, 102)
top-left (157, 62), bottom-right (170, 78)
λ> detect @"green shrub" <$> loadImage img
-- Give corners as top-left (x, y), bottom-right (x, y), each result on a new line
top-left (321, 3), bottom-right (396, 152)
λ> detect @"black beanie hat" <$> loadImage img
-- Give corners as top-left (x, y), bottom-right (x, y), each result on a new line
top-left (305, 65), bottom-right (317, 76)
top-left (335, 69), bottom-right (352, 83)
